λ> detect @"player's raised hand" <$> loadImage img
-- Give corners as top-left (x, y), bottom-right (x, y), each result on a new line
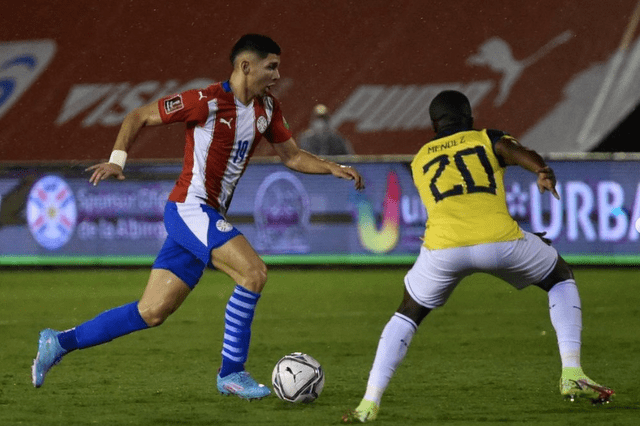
top-left (536, 166), bottom-right (560, 200)
top-left (86, 162), bottom-right (125, 186)
top-left (333, 164), bottom-right (365, 190)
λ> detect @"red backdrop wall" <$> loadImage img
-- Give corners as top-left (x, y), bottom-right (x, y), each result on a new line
top-left (1, 1), bottom-right (638, 161)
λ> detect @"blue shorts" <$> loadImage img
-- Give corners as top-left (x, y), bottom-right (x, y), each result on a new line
top-left (153, 202), bottom-right (242, 289)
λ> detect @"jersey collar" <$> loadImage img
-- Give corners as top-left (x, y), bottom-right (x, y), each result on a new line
top-left (433, 126), bottom-right (472, 140)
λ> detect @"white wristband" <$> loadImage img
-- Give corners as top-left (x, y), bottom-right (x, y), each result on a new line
top-left (108, 150), bottom-right (127, 169)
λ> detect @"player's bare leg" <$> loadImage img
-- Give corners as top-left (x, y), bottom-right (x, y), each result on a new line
top-left (211, 235), bottom-right (271, 400)
top-left (211, 234), bottom-right (268, 293)
top-left (32, 269), bottom-right (190, 387)
top-left (138, 269), bottom-right (191, 326)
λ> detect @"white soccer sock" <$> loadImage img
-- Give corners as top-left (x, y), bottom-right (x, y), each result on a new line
top-left (363, 313), bottom-right (417, 405)
top-left (548, 279), bottom-right (582, 368)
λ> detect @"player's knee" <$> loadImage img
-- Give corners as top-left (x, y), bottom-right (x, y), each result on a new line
top-left (238, 261), bottom-right (268, 293)
top-left (535, 255), bottom-right (574, 292)
top-left (144, 315), bottom-right (165, 327)
top-left (138, 303), bottom-right (174, 327)
top-left (397, 289), bottom-right (431, 325)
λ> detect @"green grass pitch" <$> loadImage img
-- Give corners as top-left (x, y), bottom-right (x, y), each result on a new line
top-left (1, 267), bottom-right (638, 425)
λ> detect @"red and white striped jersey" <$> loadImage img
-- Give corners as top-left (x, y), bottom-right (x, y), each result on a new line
top-left (158, 81), bottom-right (292, 214)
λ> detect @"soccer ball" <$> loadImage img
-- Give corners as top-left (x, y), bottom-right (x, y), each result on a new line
top-left (272, 352), bottom-right (325, 403)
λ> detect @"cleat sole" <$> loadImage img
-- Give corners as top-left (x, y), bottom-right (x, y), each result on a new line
top-left (560, 376), bottom-right (614, 404)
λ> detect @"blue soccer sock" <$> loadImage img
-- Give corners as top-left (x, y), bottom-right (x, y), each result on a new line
top-left (56, 301), bottom-right (149, 352)
top-left (219, 285), bottom-right (260, 377)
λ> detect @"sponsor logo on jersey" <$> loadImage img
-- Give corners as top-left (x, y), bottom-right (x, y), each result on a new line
top-left (163, 94), bottom-right (184, 114)
top-left (220, 117), bottom-right (233, 128)
top-left (256, 116), bottom-right (268, 133)
top-left (26, 175), bottom-right (77, 250)
top-left (0, 40), bottom-right (56, 121)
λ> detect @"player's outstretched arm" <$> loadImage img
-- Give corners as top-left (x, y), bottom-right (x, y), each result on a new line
top-left (86, 102), bottom-right (164, 186)
top-left (495, 136), bottom-right (560, 200)
top-left (273, 138), bottom-right (365, 190)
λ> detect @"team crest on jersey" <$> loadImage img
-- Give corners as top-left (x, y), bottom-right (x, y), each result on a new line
top-left (216, 219), bottom-right (233, 232)
top-left (163, 95), bottom-right (184, 114)
top-left (256, 116), bottom-right (268, 133)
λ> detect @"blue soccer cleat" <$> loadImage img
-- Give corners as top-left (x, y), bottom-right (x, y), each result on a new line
top-left (32, 328), bottom-right (67, 388)
top-left (217, 371), bottom-right (271, 400)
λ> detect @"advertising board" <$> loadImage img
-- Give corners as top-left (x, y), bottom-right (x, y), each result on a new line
top-left (1, 160), bottom-right (638, 265)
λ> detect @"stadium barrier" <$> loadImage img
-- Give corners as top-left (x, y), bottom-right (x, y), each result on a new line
top-left (1, 153), bottom-right (639, 266)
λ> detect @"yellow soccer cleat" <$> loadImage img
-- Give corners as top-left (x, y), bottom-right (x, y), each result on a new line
top-left (560, 368), bottom-right (615, 404)
top-left (342, 399), bottom-right (380, 423)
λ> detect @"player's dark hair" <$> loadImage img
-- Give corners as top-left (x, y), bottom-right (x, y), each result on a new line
top-left (429, 90), bottom-right (474, 133)
top-left (230, 34), bottom-right (281, 64)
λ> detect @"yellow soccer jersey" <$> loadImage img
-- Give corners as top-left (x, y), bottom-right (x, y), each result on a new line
top-left (411, 129), bottom-right (523, 249)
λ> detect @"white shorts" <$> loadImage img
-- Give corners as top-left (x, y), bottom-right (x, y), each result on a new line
top-left (404, 230), bottom-right (558, 309)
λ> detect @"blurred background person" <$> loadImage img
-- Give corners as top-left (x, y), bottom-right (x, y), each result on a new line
top-left (298, 104), bottom-right (355, 156)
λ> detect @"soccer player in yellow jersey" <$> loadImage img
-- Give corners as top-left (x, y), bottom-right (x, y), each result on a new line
top-left (343, 90), bottom-right (614, 423)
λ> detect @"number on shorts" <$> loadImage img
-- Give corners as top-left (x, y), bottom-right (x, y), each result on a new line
top-left (422, 146), bottom-right (497, 202)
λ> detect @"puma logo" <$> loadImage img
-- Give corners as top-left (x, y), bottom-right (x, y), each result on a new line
top-left (220, 117), bottom-right (233, 128)
top-left (286, 367), bottom-right (303, 382)
top-left (467, 30), bottom-right (573, 106)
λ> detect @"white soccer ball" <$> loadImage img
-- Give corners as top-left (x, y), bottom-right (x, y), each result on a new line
top-left (272, 352), bottom-right (325, 403)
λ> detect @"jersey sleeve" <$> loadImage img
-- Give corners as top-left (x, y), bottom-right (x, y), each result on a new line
top-left (158, 89), bottom-right (209, 125)
top-left (486, 129), bottom-right (518, 168)
top-left (264, 98), bottom-right (293, 144)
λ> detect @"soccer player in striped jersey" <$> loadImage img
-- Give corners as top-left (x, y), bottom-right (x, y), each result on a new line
top-left (344, 90), bottom-right (613, 423)
top-left (32, 34), bottom-right (364, 400)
